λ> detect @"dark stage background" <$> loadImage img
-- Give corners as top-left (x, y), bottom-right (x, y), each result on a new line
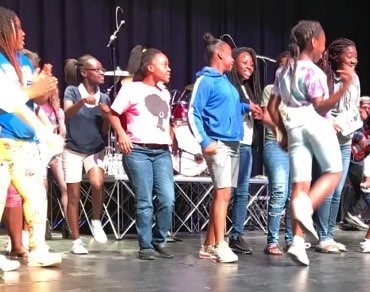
top-left (1, 0), bottom-right (369, 175)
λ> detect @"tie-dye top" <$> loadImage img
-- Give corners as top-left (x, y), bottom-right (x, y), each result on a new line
top-left (272, 60), bottom-right (329, 129)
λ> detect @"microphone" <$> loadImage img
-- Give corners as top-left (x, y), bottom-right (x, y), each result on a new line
top-left (106, 6), bottom-right (125, 47)
top-left (106, 20), bottom-right (125, 47)
top-left (257, 55), bottom-right (276, 63)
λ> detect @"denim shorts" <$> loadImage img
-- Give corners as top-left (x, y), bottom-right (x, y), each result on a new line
top-left (288, 115), bottom-right (342, 182)
top-left (204, 140), bottom-right (240, 189)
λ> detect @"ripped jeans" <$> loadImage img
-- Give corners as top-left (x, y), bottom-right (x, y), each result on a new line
top-left (263, 139), bottom-right (293, 245)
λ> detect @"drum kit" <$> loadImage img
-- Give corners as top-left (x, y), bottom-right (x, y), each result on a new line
top-left (103, 70), bottom-right (207, 177)
top-left (170, 86), bottom-right (208, 177)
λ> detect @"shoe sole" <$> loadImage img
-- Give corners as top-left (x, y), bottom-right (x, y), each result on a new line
top-left (71, 251), bottom-right (88, 255)
top-left (139, 256), bottom-right (155, 260)
top-left (344, 216), bottom-right (369, 230)
top-left (231, 248), bottom-right (253, 255)
top-left (315, 247), bottom-right (341, 254)
top-left (1, 263), bottom-right (20, 272)
top-left (339, 223), bottom-right (367, 231)
top-left (215, 258), bottom-right (238, 263)
top-left (28, 258), bottom-right (62, 267)
top-left (287, 251), bottom-right (309, 266)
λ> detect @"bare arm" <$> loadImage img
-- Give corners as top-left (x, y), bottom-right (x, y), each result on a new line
top-left (107, 110), bottom-right (132, 155)
top-left (267, 94), bottom-right (286, 136)
top-left (63, 98), bottom-right (85, 119)
top-left (261, 106), bottom-right (276, 130)
top-left (313, 67), bottom-right (353, 115)
top-left (56, 108), bottom-right (67, 138)
top-left (99, 103), bottom-right (111, 138)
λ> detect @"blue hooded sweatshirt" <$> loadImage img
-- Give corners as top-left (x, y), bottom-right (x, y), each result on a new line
top-left (188, 66), bottom-right (250, 149)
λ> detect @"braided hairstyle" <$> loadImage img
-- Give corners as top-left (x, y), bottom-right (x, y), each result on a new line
top-left (64, 54), bottom-right (95, 86)
top-left (320, 38), bottom-right (356, 95)
top-left (0, 7), bottom-right (23, 85)
top-left (228, 47), bottom-right (262, 105)
top-left (287, 20), bottom-right (324, 88)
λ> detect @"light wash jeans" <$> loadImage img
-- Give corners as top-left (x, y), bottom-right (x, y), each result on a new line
top-left (316, 144), bottom-right (351, 241)
top-left (263, 139), bottom-right (293, 245)
top-left (123, 145), bottom-right (174, 250)
top-left (229, 144), bottom-right (252, 239)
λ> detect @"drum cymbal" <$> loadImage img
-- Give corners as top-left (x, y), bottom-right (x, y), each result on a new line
top-left (185, 83), bottom-right (194, 91)
top-left (104, 70), bottom-right (131, 77)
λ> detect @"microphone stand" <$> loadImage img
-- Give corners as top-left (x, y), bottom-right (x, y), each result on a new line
top-left (106, 12), bottom-right (125, 157)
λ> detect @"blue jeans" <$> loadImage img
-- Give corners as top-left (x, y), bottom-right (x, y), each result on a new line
top-left (316, 144), bottom-right (351, 241)
top-left (229, 144), bottom-right (252, 239)
top-left (263, 139), bottom-right (293, 245)
top-left (122, 146), bottom-right (175, 250)
top-left (362, 191), bottom-right (370, 210)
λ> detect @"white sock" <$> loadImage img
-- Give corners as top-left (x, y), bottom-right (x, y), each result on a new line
top-left (91, 219), bottom-right (101, 226)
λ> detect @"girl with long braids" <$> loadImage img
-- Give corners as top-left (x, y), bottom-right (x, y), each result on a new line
top-left (315, 38), bottom-right (361, 254)
top-left (0, 6), bottom-right (63, 270)
top-left (227, 46), bottom-right (263, 255)
top-left (267, 20), bottom-right (353, 266)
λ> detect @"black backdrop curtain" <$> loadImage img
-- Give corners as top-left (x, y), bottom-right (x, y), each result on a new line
top-left (1, 0), bottom-right (369, 175)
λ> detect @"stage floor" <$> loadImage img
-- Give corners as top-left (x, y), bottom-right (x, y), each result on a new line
top-left (1, 227), bottom-right (370, 291)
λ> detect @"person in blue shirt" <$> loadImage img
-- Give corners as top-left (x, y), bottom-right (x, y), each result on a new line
top-left (188, 32), bottom-right (261, 263)
top-left (0, 6), bottom-right (63, 272)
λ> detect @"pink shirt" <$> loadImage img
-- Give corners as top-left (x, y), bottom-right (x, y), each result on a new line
top-left (40, 103), bottom-right (66, 137)
top-left (111, 82), bottom-right (172, 145)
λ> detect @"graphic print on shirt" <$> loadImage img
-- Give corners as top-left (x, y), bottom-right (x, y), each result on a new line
top-left (145, 94), bottom-right (169, 131)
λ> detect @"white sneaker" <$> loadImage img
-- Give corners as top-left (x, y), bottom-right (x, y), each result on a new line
top-left (91, 220), bottom-right (108, 243)
top-left (360, 239), bottom-right (370, 253)
top-left (28, 249), bottom-right (62, 267)
top-left (71, 239), bottom-right (88, 255)
top-left (0, 255), bottom-right (20, 272)
top-left (345, 212), bottom-right (369, 230)
top-left (287, 237), bottom-right (309, 266)
top-left (199, 245), bottom-right (215, 260)
top-left (292, 193), bottom-right (318, 240)
top-left (213, 241), bottom-right (238, 263)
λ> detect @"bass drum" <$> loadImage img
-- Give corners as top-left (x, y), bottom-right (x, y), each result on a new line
top-left (172, 125), bottom-right (207, 176)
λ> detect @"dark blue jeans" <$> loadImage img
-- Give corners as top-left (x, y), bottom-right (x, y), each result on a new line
top-left (229, 143), bottom-right (252, 239)
top-left (263, 139), bottom-right (293, 245)
top-left (316, 144), bottom-right (351, 241)
top-left (123, 145), bottom-right (175, 250)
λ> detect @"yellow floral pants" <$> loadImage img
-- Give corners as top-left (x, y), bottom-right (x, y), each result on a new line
top-left (0, 138), bottom-right (47, 250)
